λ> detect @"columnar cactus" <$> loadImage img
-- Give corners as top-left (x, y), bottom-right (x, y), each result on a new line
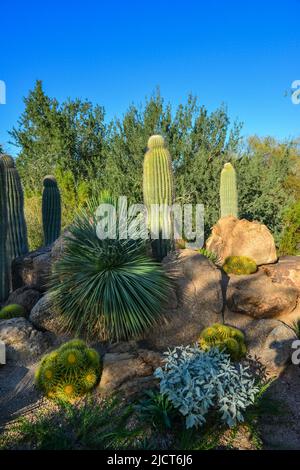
top-left (0, 155), bottom-right (28, 261)
top-left (220, 162), bottom-right (238, 218)
top-left (0, 160), bottom-right (9, 302)
top-left (143, 135), bottom-right (174, 261)
top-left (42, 175), bottom-right (61, 246)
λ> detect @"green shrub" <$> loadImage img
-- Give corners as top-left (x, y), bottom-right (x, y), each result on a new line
top-left (49, 195), bottom-right (171, 342)
top-left (0, 304), bottom-right (26, 319)
top-left (198, 323), bottom-right (247, 361)
top-left (35, 340), bottom-right (101, 401)
top-left (279, 201), bottom-right (300, 255)
top-left (198, 248), bottom-right (220, 264)
top-left (222, 255), bottom-right (257, 275)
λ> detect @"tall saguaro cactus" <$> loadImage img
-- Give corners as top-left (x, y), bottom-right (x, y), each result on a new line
top-left (220, 162), bottom-right (238, 218)
top-left (0, 155), bottom-right (28, 261)
top-left (0, 160), bottom-right (9, 302)
top-left (143, 135), bottom-right (174, 261)
top-left (42, 175), bottom-right (61, 246)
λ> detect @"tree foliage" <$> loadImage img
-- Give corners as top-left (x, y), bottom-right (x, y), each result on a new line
top-left (9, 80), bottom-right (300, 252)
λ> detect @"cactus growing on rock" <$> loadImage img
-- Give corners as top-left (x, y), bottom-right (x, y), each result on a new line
top-left (42, 175), bottom-right (61, 246)
top-left (143, 135), bottom-right (174, 261)
top-left (198, 323), bottom-right (247, 361)
top-left (220, 162), bottom-right (238, 218)
top-left (0, 155), bottom-right (28, 261)
top-left (0, 159), bottom-right (9, 302)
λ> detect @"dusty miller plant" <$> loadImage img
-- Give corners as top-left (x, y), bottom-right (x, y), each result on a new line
top-left (154, 345), bottom-right (259, 429)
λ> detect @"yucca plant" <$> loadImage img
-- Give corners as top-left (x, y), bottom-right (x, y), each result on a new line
top-left (49, 195), bottom-right (171, 341)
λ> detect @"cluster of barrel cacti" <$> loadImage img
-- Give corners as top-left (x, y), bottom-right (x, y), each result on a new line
top-left (223, 255), bottom-right (257, 275)
top-left (35, 339), bottom-right (101, 401)
top-left (143, 135), bottom-right (174, 261)
top-left (198, 323), bottom-right (247, 361)
top-left (0, 153), bottom-right (62, 302)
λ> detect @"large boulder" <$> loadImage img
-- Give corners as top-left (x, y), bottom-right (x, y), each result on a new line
top-left (261, 256), bottom-right (300, 292)
top-left (12, 246), bottom-right (52, 292)
top-left (99, 343), bottom-right (162, 397)
top-left (29, 294), bottom-right (62, 335)
top-left (4, 286), bottom-right (41, 315)
top-left (226, 270), bottom-right (298, 319)
top-left (144, 249), bottom-right (224, 350)
top-left (206, 216), bottom-right (277, 265)
top-left (0, 318), bottom-right (51, 364)
top-left (11, 233), bottom-right (69, 292)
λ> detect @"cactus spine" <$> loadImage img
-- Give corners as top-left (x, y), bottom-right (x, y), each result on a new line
top-left (0, 155), bottom-right (28, 262)
top-left (42, 175), bottom-right (61, 245)
top-left (0, 160), bottom-right (9, 302)
top-left (143, 135), bottom-right (174, 261)
top-left (220, 162), bottom-right (238, 218)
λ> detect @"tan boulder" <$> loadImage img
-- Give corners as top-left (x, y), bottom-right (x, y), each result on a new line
top-left (206, 216), bottom-right (277, 265)
top-left (226, 270), bottom-right (298, 319)
top-left (261, 256), bottom-right (300, 292)
top-left (99, 346), bottom-right (162, 397)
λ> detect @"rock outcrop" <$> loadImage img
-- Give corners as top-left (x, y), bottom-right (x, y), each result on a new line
top-left (144, 249), bottom-right (224, 350)
top-left (226, 270), bottom-right (298, 318)
top-left (29, 294), bottom-right (62, 335)
top-left (206, 216), bottom-right (278, 265)
top-left (0, 318), bottom-right (51, 364)
top-left (5, 286), bottom-right (41, 315)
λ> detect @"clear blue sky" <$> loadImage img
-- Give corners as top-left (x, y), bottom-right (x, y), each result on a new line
top-left (1, 0), bottom-right (299, 155)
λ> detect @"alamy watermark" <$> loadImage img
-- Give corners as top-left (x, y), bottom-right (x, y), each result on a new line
top-left (94, 197), bottom-right (204, 249)
top-left (0, 80), bottom-right (6, 104)
top-left (291, 80), bottom-right (300, 105)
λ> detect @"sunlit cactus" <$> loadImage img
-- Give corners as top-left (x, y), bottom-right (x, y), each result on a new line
top-left (198, 323), bottom-right (247, 361)
top-left (220, 162), bottom-right (238, 218)
top-left (35, 340), bottom-right (101, 401)
top-left (143, 135), bottom-right (174, 261)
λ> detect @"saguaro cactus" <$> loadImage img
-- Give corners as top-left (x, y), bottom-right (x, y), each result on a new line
top-left (0, 160), bottom-right (9, 302)
top-left (220, 162), bottom-right (238, 218)
top-left (143, 135), bottom-right (174, 261)
top-left (42, 175), bottom-right (61, 245)
top-left (0, 155), bottom-right (28, 261)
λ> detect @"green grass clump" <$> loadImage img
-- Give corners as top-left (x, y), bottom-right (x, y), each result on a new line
top-left (198, 248), bottom-right (220, 264)
top-left (222, 256), bottom-right (257, 275)
top-left (198, 323), bottom-right (247, 361)
top-left (0, 304), bottom-right (26, 319)
top-left (35, 340), bottom-right (101, 401)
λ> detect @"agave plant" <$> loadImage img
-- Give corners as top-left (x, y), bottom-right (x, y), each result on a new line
top-left (49, 195), bottom-right (171, 341)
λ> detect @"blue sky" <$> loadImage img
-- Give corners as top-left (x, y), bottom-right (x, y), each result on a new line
top-left (1, 0), bottom-right (299, 155)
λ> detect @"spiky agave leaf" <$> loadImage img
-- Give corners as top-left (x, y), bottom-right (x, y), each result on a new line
top-left (49, 195), bottom-right (171, 341)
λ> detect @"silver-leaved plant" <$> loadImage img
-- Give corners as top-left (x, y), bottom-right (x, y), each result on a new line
top-left (154, 345), bottom-right (259, 429)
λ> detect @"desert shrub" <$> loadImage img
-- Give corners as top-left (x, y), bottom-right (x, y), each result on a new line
top-left (0, 304), bottom-right (26, 319)
top-left (198, 323), bottom-right (247, 361)
top-left (35, 340), bottom-right (101, 401)
top-left (198, 248), bottom-right (220, 264)
top-left (49, 195), bottom-right (171, 341)
top-left (154, 345), bottom-right (259, 429)
top-left (279, 201), bottom-right (300, 255)
top-left (222, 255), bottom-right (257, 275)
